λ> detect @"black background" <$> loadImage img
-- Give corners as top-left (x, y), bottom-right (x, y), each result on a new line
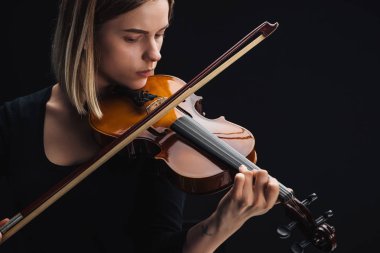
top-left (1, 1), bottom-right (379, 252)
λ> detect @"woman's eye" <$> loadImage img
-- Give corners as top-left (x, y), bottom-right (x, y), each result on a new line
top-left (124, 37), bottom-right (139, 43)
top-left (155, 33), bottom-right (165, 39)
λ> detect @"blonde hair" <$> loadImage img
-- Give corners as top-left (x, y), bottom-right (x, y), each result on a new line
top-left (51, 0), bottom-right (175, 119)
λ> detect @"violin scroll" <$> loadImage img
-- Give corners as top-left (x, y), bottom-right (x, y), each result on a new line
top-left (277, 193), bottom-right (337, 252)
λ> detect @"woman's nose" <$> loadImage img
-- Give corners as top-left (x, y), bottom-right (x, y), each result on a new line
top-left (143, 40), bottom-right (162, 62)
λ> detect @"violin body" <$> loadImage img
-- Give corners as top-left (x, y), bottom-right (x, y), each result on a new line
top-left (90, 75), bottom-right (257, 194)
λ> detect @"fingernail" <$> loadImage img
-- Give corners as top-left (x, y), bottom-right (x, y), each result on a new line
top-left (239, 164), bottom-right (247, 172)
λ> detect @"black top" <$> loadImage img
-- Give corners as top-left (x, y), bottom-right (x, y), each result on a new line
top-left (0, 87), bottom-right (187, 253)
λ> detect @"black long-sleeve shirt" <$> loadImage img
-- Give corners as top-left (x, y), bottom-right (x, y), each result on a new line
top-left (0, 86), bottom-right (187, 253)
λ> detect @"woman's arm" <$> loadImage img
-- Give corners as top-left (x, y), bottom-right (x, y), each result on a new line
top-left (183, 166), bottom-right (279, 253)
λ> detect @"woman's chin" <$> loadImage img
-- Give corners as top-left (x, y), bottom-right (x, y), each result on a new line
top-left (131, 78), bottom-right (149, 90)
top-left (115, 78), bottom-right (147, 90)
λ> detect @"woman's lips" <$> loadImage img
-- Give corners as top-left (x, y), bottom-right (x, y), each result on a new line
top-left (136, 69), bottom-right (154, 77)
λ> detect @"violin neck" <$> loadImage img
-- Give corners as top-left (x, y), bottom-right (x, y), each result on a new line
top-left (171, 115), bottom-right (293, 202)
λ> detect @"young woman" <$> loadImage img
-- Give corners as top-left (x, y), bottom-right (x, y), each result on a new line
top-left (0, 0), bottom-right (279, 252)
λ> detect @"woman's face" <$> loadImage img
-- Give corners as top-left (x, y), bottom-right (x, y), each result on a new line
top-left (95, 0), bottom-right (169, 91)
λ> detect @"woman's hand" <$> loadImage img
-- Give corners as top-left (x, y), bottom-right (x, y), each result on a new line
top-left (212, 165), bottom-right (280, 235)
top-left (183, 165), bottom-right (280, 253)
top-left (0, 218), bottom-right (10, 241)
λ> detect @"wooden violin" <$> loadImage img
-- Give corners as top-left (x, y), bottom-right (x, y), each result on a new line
top-left (90, 74), bottom-right (337, 253)
top-left (0, 21), bottom-right (337, 252)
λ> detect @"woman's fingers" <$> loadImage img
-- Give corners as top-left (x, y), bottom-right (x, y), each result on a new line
top-left (239, 165), bottom-right (254, 207)
top-left (265, 176), bottom-right (280, 208)
top-left (252, 170), bottom-right (269, 206)
top-left (231, 171), bottom-right (245, 201)
top-left (229, 166), bottom-right (280, 217)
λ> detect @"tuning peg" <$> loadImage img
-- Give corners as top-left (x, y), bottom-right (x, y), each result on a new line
top-left (301, 193), bottom-right (318, 206)
top-left (277, 193), bottom-right (318, 239)
top-left (277, 220), bottom-right (297, 239)
top-left (315, 210), bottom-right (333, 225)
top-left (291, 239), bottom-right (312, 253)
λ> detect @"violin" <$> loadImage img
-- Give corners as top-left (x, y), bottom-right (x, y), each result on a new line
top-left (0, 21), bottom-right (337, 252)
top-left (91, 74), bottom-right (337, 253)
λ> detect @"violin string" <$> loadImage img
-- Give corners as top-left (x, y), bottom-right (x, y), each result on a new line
top-left (171, 116), bottom-right (293, 201)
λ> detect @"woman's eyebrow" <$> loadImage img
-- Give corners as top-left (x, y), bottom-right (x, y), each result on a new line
top-left (122, 24), bottom-right (169, 34)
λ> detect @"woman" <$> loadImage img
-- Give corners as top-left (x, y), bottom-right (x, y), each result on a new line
top-left (0, 0), bottom-right (279, 252)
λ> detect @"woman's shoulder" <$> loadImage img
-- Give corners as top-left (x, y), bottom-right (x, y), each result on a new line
top-left (0, 86), bottom-right (53, 121)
